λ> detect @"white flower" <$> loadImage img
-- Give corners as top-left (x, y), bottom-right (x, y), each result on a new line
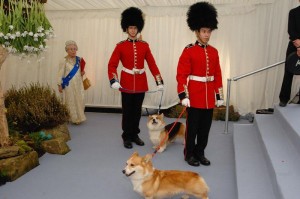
top-left (34, 33), bottom-right (39, 38)
top-left (29, 46), bottom-right (34, 52)
top-left (0, 33), bottom-right (4, 37)
top-left (34, 37), bottom-right (38, 41)
top-left (6, 33), bottom-right (11, 37)
top-left (6, 46), bottom-right (13, 53)
top-left (7, 46), bottom-right (17, 53)
top-left (15, 32), bottom-right (21, 37)
top-left (4, 36), bottom-right (8, 40)
top-left (10, 35), bottom-right (16, 40)
top-left (37, 26), bottom-right (44, 33)
top-left (11, 48), bottom-right (17, 53)
top-left (28, 32), bottom-right (33, 36)
top-left (9, 25), bottom-right (14, 30)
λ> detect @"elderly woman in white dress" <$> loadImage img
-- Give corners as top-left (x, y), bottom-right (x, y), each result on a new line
top-left (57, 40), bottom-right (86, 124)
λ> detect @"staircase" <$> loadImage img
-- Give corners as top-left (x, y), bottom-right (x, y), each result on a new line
top-left (233, 104), bottom-right (300, 199)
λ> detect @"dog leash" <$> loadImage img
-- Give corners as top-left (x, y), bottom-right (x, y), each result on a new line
top-left (115, 86), bottom-right (164, 114)
top-left (157, 89), bottom-right (163, 114)
top-left (151, 106), bottom-right (187, 157)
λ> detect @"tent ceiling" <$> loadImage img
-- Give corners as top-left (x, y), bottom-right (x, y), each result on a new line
top-left (44, 0), bottom-right (194, 10)
top-left (44, 0), bottom-right (274, 11)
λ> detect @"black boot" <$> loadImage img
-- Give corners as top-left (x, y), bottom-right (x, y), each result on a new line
top-left (132, 136), bottom-right (144, 146)
top-left (185, 156), bottom-right (200, 167)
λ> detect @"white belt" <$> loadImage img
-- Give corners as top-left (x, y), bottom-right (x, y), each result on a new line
top-left (122, 67), bottom-right (145, 75)
top-left (189, 75), bottom-right (214, 82)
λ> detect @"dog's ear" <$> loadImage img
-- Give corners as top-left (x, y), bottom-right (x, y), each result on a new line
top-left (131, 151), bottom-right (139, 157)
top-left (160, 113), bottom-right (164, 117)
top-left (143, 154), bottom-right (152, 163)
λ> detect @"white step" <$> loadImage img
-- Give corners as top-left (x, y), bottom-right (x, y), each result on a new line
top-left (233, 123), bottom-right (278, 199)
top-left (255, 113), bottom-right (300, 199)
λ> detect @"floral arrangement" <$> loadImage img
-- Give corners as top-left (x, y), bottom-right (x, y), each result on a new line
top-left (0, 0), bottom-right (54, 57)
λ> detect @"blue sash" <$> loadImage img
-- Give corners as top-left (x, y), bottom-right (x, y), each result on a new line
top-left (61, 56), bottom-right (80, 89)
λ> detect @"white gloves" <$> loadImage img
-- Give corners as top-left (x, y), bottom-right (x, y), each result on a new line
top-left (111, 82), bottom-right (121, 90)
top-left (216, 100), bottom-right (224, 107)
top-left (157, 84), bottom-right (164, 91)
top-left (181, 98), bottom-right (190, 107)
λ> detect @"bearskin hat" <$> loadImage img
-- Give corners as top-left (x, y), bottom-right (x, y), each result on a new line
top-left (121, 7), bottom-right (144, 33)
top-left (187, 2), bottom-right (218, 31)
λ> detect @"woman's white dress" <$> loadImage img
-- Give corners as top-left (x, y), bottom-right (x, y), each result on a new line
top-left (57, 57), bottom-right (86, 124)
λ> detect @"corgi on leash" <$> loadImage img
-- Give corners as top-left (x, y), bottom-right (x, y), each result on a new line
top-left (147, 113), bottom-right (185, 152)
top-left (122, 152), bottom-right (209, 199)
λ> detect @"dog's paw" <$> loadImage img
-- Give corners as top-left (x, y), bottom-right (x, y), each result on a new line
top-left (181, 195), bottom-right (190, 199)
top-left (158, 147), bottom-right (166, 153)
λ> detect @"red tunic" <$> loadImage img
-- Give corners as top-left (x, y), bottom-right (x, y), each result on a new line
top-left (176, 41), bottom-right (223, 109)
top-left (108, 39), bottom-right (162, 93)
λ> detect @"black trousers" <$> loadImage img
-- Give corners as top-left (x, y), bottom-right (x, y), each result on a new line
top-left (279, 41), bottom-right (297, 103)
top-left (184, 107), bottom-right (213, 159)
top-left (121, 92), bottom-right (145, 141)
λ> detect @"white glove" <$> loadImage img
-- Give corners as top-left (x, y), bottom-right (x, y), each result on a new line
top-left (181, 98), bottom-right (190, 107)
top-left (216, 100), bottom-right (224, 107)
top-left (111, 82), bottom-right (121, 90)
top-left (157, 84), bottom-right (164, 91)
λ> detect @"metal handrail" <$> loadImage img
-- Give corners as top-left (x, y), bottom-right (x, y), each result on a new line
top-left (224, 60), bottom-right (285, 134)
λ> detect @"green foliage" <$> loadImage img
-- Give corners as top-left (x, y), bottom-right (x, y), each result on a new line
top-left (0, 170), bottom-right (9, 186)
top-left (28, 131), bottom-right (52, 150)
top-left (5, 83), bottom-right (70, 133)
top-left (15, 140), bottom-right (32, 154)
top-left (0, 0), bottom-right (54, 56)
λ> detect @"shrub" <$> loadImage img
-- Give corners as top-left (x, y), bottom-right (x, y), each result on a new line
top-left (163, 104), bottom-right (187, 118)
top-left (0, 171), bottom-right (9, 186)
top-left (5, 83), bottom-right (70, 133)
top-left (163, 104), bottom-right (240, 121)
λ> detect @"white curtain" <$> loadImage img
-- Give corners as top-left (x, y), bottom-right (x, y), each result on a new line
top-left (1, 0), bottom-right (299, 114)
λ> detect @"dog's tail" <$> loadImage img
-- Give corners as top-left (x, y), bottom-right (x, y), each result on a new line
top-left (165, 122), bottom-right (184, 141)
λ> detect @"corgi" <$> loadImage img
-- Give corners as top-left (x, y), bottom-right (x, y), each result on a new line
top-left (147, 113), bottom-right (185, 152)
top-left (122, 152), bottom-right (209, 199)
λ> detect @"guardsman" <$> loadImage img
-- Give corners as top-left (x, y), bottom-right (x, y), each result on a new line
top-left (177, 2), bottom-right (223, 166)
top-left (108, 7), bottom-right (164, 149)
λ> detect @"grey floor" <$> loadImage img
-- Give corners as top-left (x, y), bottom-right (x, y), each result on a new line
top-left (0, 112), bottom-right (241, 199)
